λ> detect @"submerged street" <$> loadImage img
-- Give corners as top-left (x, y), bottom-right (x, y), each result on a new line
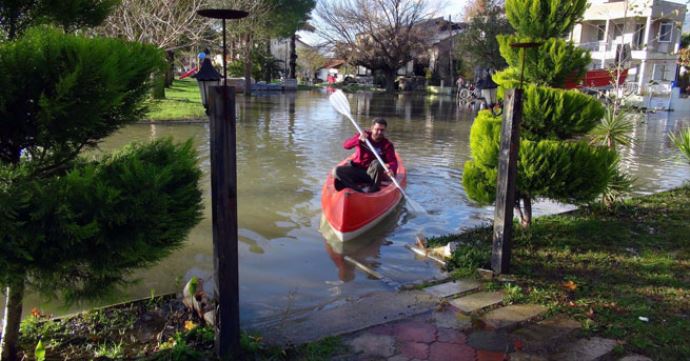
top-left (14, 91), bottom-right (690, 326)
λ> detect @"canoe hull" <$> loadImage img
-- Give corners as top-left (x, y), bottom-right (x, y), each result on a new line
top-left (321, 154), bottom-right (407, 242)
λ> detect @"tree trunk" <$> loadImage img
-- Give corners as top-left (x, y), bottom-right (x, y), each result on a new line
top-left (1, 280), bottom-right (25, 361)
top-left (244, 34), bottom-right (253, 94)
top-left (519, 195), bottom-right (532, 228)
top-left (289, 34), bottom-right (297, 79)
top-left (265, 39), bottom-right (272, 82)
top-left (152, 73), bottom-right (166, 100)
top-left (384, 68), bottom-right (397, 92)
top-left (165, 50), bottom-right (175, 87)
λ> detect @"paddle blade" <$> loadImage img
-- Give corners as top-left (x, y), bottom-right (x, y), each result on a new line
top-left (405, 196), bottom-right (427, 216)
top-left (329, 90), bottom-right (353, 120)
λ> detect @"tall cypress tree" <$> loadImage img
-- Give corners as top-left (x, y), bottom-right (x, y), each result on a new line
top-left (462, 0), bottom-right (617, 226)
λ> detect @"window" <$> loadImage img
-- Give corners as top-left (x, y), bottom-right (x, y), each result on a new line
top-left (613, 23), bottom-right (622, 38)
top-left (652, 64), bottom-right (666, 80)
top-left (659, 22), bottom-right (672, 42)
top-left (596, 23), bottom-right (606, 41)
top-left (633, 23), bottom-right (645, 48)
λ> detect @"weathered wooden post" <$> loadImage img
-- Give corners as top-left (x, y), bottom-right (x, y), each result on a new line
top-left (197, 8), bottom-right (248, 360)
top-left (491, 42), bottom-right (540, 274)
top-left (491, 88), bottom-right (522, 274)
top-left (208, 85), bottom-right (240, 359)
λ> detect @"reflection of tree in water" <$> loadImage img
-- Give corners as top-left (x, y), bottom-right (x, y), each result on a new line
top-left (233, 93), bottom-right (312, 242)
top-left (351, 93), bottom-right (471, 124)
top-left (618, 115), bottom-right (690, 194)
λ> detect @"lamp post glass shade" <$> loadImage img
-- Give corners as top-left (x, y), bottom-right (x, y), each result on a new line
top-left (194, 58), bottom-right (222, 107)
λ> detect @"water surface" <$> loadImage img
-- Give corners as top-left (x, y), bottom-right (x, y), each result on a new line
top-left (14, 91), bottom-right (690, 324)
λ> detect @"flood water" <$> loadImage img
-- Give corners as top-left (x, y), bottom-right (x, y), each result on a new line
top-left (15, 90), bottom-right (690, 325)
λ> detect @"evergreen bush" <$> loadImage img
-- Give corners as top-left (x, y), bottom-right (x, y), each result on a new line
top-left (462, 0), bottom-right (616, 226)
top-left (0, 27), bottom-right (201, 361)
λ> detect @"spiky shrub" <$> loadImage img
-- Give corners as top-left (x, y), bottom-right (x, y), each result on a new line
top-left (462, 0), bottom-right (616, 226)
top-left (0, 28), bottom-right (202, 360)
top-left (670, 128), bottom-right (690, 164)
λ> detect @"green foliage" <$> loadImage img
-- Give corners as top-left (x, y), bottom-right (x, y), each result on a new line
top-left (0, 0), bottom-right (118, 39)
top-left (1, 139), bottom-right (203, 301)
top-left (0, 27), bottom-right (165, 165)
top-left (505, 0), bottom-right (587, 39)
top-left (495, 36), bottom-right (590, 88)
top-left (227, 47), bottom-right (280, 81)
top-left (94, 341), bottom-right (124, 359)
top-left (589, 107), bottom-right (635, 149)
top-left (35, 340), bottom-right (46, 361)
top-left (601, 158), bottom-right (635, 207)
top-left (522, 85), bottom-right (605, 140)
top-left (503, 283), bottom-right (527, 304)
top-left (517, 140), bottom-right (615, 203)
top-left (464, 110), bottom-right (616, 205)
top-left (154, 332), bottom-right (203, 361)
top-left (681, 32), bottom-right (690, 48)
top-left (463, 0), bottom-right (615, 225)
top-left (456, 0), bottom-right (513, 73)
top-left (669, 127), bottom-right (690, 164)
top-left (266, 0), bottom-right (315, 37)
top-left (439, 185), bottom-right (690, 360)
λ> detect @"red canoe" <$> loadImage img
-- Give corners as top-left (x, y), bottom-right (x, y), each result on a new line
top-left (321, 153), bottom-right (407, 241)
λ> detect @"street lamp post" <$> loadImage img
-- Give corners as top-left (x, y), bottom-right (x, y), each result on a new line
top-left (194, 58), bottom-right (222, 111)
top-left (491, 42), bottom-right (541, 275)
top-left (196, 8), bottom-right (248, 360)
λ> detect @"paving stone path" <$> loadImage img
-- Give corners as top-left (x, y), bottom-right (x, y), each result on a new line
top-left (253, 277), bottom-right (649, 360)
top-left (332, 280), bottom-right (643, 361)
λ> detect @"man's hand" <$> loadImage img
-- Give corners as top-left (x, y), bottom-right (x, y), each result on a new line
top-left (384, 163), bottom-right (394, 178)
top-left (359, 133), bottom-right (368, 142)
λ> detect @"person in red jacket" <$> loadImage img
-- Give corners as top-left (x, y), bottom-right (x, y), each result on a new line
top-left (333, 118), bottom-right (397, 193)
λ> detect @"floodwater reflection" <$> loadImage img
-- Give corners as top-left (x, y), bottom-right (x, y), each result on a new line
top-left (12, 91), bottom-right (690, 324)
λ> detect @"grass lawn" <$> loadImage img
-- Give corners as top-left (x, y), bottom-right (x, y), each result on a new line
top-left (429, 185), bottom-right (690, 360)
top-left (146, 79), bottom-right (206, 121)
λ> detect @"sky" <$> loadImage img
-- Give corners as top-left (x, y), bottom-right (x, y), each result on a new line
top-left (298, 0), bottom-right (469, 46)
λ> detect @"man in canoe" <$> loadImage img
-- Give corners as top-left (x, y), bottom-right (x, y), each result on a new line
top-left (333, 118), bottom-right (398, 193)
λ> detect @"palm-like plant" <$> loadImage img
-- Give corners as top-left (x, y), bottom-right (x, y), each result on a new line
top-left (589, 107), bottom-right (635, 150)
top-left (669, 127), bottom-right (690, 163)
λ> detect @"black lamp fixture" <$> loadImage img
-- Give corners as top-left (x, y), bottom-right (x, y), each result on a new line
top-left (193, 58), bottom-right (222, 109)
top-left (194, 9), bottom-right (248, 109)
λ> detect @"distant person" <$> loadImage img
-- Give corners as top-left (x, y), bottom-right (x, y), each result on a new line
top-left (476, 68), bottom-right (498, 108)
top-left (456, 75), bottom-right (465, 90)
top-left (333, 118), bottom-right (397, 193)
top-left (197, 48), bottom-right (210, 69)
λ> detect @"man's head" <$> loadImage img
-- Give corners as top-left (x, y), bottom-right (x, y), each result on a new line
top-left (370, 118), bottom-right (387, 141)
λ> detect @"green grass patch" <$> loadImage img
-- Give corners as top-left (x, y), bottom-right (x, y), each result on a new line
top-left (433, 185), bottom-right (690, 360)
top-left (146, 79), bottom-right (206, 121)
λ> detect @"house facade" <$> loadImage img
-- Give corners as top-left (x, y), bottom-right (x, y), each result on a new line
top-left (269, 37), bottom-right (313, 78)
top-left (569, 0), bottom-right (686, 95)
top-left (405, 17), bottom-right (465, 86)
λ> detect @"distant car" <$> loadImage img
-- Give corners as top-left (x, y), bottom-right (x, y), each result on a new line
top-left (343, 75), bottom-right (356, 84)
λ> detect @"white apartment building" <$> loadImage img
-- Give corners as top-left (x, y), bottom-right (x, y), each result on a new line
top-left (569, 0), bottom-right (686, 95)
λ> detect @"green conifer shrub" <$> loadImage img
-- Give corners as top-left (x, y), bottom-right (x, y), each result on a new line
top-left (0, 28), bottom-right (202, 361)
top-left (462, 0), bottom-right (616, 226)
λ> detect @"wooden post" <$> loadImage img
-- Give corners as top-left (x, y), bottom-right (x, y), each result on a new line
top-left (491, 88), bottom-right (523, 274)
top-left (208, 85), bottom-right (240, 359)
